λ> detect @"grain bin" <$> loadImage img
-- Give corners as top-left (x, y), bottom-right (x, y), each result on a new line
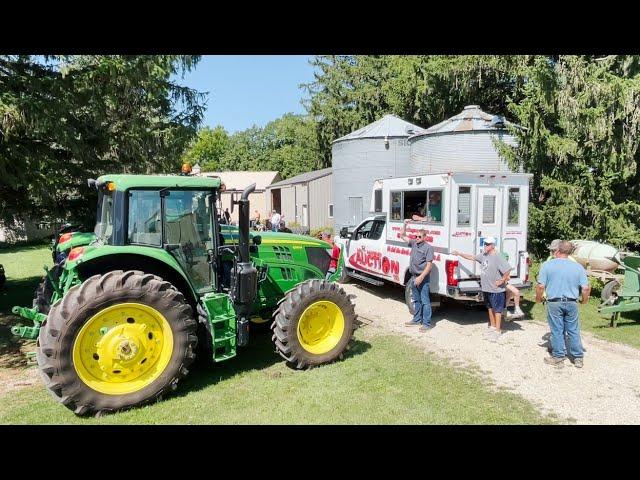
top-left (408, 105), bottom-right (519, 174)
top-left (332, 114), bottom-right (423, 230)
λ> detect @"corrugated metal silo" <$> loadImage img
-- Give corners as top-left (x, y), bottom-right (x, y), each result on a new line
top-left (331, 114), bottom-right (423, 230)
top-left (408, 105), bottom-right (519, 174)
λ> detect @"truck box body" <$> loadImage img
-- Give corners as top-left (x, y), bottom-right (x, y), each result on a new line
top-left (336, 171), bottom-right (532, 303)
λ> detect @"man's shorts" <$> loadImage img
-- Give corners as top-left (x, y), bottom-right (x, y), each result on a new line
top-left (484, 291), bottom-right (506, 313)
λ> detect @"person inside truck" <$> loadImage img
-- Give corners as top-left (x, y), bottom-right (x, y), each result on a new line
top-left (411, 191), bottom-right (442, 223)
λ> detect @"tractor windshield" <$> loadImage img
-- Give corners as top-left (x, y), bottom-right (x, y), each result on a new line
top-left (94, 191), bottom-right (114, 244)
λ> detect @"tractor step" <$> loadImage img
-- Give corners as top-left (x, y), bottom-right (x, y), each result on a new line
top-left (202, 293), bottom-right (237, 363)
top-left (347, 270), bottom-right (385, 286)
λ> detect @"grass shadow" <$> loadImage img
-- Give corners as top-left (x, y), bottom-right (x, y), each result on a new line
top-left (176, 330), bottom-right (372, 398)
top-left (0, 276), bottom-right (42, 368)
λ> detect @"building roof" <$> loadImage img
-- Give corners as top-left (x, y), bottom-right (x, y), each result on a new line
top-left (408, 105), bottom-right (519, 140)
top-left (200, 171), bottom-right (281, 191)
top-left (333, 114), bottom-right (424, 143)
top-left (267, 167), bottom-right (332, 189)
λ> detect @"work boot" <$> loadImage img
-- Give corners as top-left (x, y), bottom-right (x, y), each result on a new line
top-left (544, 356), bottom-right (565, 368)
top-left (419, 324), bottom-right (434, 332)
top-left (404, 321), bottom-right (421, 327)
top-left (573, 358), bottom-right (584, 369)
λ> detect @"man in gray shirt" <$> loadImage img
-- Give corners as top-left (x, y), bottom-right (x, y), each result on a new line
top-left (453, 236), bottom-right (512, 342)
top-left (401, 219), bottom-right (434, 331)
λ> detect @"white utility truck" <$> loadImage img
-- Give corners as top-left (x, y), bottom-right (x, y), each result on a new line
top-left (335, 171), bottom-right (533, 312)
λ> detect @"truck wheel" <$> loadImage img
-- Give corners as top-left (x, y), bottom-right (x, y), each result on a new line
top-left (36, 270), bottom-right (197, 416)
top-left (337, 266), bottom-right (351, 284)
top-left (405, 278), bottom-right (440, 316)
top-left (272, 279), bottom-right (357, 369)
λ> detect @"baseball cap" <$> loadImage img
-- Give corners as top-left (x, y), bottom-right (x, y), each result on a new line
top-left (548, 239), bottom-right (561, 251)
top-left (483, 236), bottom-right (497, 245)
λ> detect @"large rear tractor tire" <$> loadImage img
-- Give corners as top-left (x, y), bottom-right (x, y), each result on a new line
top-left (272, 279), bottom-right (357, 369)
top-left (37, 270), bottom-right (197, 416)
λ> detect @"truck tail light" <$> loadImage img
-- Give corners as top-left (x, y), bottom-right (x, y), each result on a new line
top-left (445, 259), bottom-right (459, 287)
top-left (67, 247), bottom-right (85, 262)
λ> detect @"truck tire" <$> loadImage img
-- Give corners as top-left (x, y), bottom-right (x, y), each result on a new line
top-left (271, 279), bottom-right (357, 369)
top-left (601, 279), bottom-right (621, 302)
top-left (337, 266), bottom-right (351, 284)
top-left (36, 270), bottom-right (197, 416)
top-left (405, 278), bottom-right (440, 316)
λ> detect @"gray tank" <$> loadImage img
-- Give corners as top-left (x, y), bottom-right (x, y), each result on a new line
top-left (332, 114), bottom-right (423, 230)
top-left (408, 105), bottom-right (519, 174)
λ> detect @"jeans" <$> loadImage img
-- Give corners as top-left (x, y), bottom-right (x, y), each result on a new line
top-left (547, 301), bottom-right (583, 358)
top-left (411, 277), bottom-right (432, 326)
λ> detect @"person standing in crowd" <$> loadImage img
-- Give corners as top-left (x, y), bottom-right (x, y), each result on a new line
top-left (270, 210), bottom-right (281, 232)
top-left (322, 230), bottom-right (341, 280)
top-left (453, 237), bottom-right (512, 343)
top-left (224, 208), bottom-right (231, 224)
top-left (401, 219), bottom-right (434, 332)
top-left (536, 240), bottom-right (591, 368)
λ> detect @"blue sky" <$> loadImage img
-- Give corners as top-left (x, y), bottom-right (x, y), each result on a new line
top-left (178, 55), bottom-right (316, 133)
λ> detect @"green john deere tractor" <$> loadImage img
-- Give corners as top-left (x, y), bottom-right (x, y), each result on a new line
top-left (12, 174), bottom-right (356, 416)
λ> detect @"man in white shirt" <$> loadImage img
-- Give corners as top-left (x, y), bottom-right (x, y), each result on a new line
top-left (270, 210), bottom-right (281, 232)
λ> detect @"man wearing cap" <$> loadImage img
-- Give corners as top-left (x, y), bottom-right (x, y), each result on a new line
top-left (453, 237), bottom-right (512, 342)
top-left (536, 240), bottom-right (590, 368)
top-left (546, 238), bottom-right (578, 262)
top-left (401, 220), bottom-right (434, 332)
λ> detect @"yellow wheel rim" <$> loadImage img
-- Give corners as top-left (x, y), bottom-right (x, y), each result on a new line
top-left (72, 303), bottom-right (174, 395)
top-left (296, 301), bottom-right (345, 355)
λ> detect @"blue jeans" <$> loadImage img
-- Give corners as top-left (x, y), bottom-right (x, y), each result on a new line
top-left (411, 277), bottom-right (432, 326)
top-left (547, 301), bottom-right (583, 359)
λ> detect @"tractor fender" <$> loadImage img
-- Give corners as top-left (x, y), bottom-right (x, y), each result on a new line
top-left (70, 246), bottom-right (200, 308)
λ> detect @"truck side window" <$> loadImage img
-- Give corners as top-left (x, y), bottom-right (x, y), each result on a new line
top-left (354, 220), bottom-right (375, 240)
top-left (426, 190), bottom-right (443, 225)
top-left (403, 190), bottom-right (427, 220)
top-left (368, 220), bottom-right (385, 240)
top-left (374, 189), bottom-right (382, 213)
top-left (507, 187), bottom-right (520, 226)
top-left (390, 191), bottom-right (402, 220)
top-left (457, 186), bottom-right (471, 226)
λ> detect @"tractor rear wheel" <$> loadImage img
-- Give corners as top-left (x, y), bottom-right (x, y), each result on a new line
top-left (37, 270), bottom-right (197, 416)
top-left (271, 279), bottom-right (357, 369)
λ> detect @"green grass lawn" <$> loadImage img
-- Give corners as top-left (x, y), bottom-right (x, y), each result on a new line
top-left (0, 243), bottom-right (52, 367)
top-left (0, 330), bottom-right (555, 424)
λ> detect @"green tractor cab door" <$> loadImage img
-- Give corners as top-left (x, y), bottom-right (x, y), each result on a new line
top-left (127, 188), bottom-right (218, 294)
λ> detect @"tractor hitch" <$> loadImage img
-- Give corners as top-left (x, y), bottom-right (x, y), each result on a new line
top-left (11, 306), bottom-right (46, 340)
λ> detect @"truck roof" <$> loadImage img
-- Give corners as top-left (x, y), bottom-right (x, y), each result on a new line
top-left (373, 171), bottom-right (533, 183)
top-left (97, 174), bottom-right (222, 191)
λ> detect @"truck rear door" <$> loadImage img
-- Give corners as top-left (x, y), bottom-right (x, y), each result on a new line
top-left (476, 186), bottom-right (503, 257)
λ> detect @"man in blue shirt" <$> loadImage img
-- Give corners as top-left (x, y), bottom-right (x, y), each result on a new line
top-left (536, 240), bottom-right (591, 368)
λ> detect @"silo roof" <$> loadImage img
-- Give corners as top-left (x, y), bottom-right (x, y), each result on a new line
top-left (408, 105), bottom-right (519, 140)
top-left (333, 114), bottom-right (424, 143)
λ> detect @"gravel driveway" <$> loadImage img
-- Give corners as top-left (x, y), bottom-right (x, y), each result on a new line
top-left (343, 281), bottom-right (640, 424)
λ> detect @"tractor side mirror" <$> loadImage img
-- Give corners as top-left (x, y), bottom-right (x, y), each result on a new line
top-left (252, 235), bottom-right (262, 246)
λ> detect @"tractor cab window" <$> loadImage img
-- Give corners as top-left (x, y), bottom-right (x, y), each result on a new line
top-left (128, 190), bottom-right (162, 246)
top-left (95, 191), bottom-right (114, 244)
top-left (164, 190), bottom-right (214, 293)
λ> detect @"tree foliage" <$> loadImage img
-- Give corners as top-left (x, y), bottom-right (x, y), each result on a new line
top-left (500, 55), bottom-right (640, 254)
top-left (0, 55), bottom-right (204, 229)
top-left (181, 125), bottom-right (229, 171)
top-left (186, 113), bottom-right (321, 179)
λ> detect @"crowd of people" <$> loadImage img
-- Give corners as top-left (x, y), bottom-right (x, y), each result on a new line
top-left (403, 218), bottom-right (590, 369)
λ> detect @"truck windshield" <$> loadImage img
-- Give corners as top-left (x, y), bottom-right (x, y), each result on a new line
top-left (94, 191), bottom-right (114, 244)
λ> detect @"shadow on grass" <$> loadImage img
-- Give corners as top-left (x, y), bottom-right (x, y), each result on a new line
top-left (0, 242), bottom-right (51, 254)
top-left (176, 331), bottom-right (372, 398)
top-left (0, 276), bottom-right (41, 369)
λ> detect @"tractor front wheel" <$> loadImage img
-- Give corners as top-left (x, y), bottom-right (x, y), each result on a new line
top-left (37, 270), bottom-right (197, 416)
top-left (272, 279), bottom-right (357, 369)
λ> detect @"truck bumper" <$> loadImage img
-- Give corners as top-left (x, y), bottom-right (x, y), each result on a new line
top-left (446, 281), bottom-right (532, 302)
